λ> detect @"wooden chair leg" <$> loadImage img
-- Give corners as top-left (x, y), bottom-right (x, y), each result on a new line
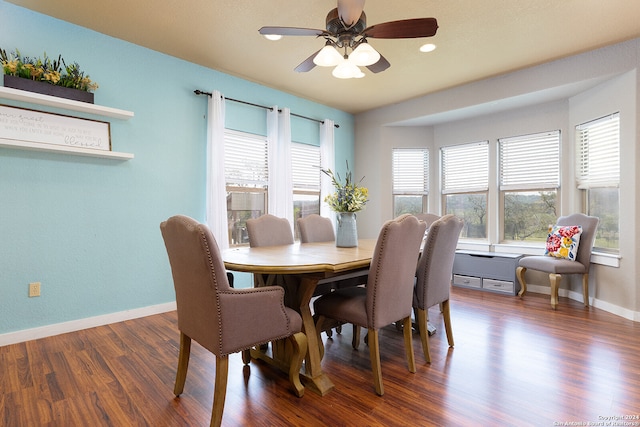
top-left (287, 332), bottom-right (307, 398)
top-left (416, 308), bottom-right (431, 363)
top-left (402, 316), bottom-right (416, 374)
top-left (174, 332), bottom-right (191, 396)
top-left (516, 266), bottom-right (527, 297)
top-left (315, 315), bottom-right (326, 361)
top-left (352, 325), bottom-right (360, 349)
top-left (549, 273), bottom-right (562, 310)
top-left (582, 273), bottom-right (590, 307)
top-left (367, 328), bottom-right (384, 396)
top-left (441, 300), bottom-right (454, 348)
top-left (211, 355), bottom-right (229, 427)
top-left (241, 349), bottom-right (251, 365)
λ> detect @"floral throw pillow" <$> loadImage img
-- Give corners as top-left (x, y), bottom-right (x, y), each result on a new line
top-left (545, 225), bottom-right (582, 261)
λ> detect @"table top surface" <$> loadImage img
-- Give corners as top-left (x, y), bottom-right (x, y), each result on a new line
top-left (222, 239), bottom-right (377, 274)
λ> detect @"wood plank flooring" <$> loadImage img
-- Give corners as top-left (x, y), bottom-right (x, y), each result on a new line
top-left (2, 287), bottom-right (640, 426)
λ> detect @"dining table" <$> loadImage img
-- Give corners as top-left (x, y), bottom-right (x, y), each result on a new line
top-left (222, 239), bottom-right (377, 396)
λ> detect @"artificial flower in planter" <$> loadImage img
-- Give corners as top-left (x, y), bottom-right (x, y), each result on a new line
top-left (322, 162), bottom-right (369, 247)
top-left (1, 48), bottom-right (98, 103)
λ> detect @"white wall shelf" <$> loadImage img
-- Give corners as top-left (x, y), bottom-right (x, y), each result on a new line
top-left (0, 86), bottom-right (134, 120)
top-left (0, 86), bottom-right (134, 159)
top-left (0, 138), bottom-right (134, 159)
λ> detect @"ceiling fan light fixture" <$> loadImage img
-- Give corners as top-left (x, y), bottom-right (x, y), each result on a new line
top-left (263, 34), bottom-right (283, 41)
top-left (313, 44), bottom-right (343, 67)
top-left (332, 59), bottom-right (362, 79)
top-left (419, 43), bottom-right (437, 53)
top-left (350, 42), bottom-right (380, 66)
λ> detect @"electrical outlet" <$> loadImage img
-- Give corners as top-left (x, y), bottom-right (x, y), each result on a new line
top-left (29, 282), bottom-right (41, 297)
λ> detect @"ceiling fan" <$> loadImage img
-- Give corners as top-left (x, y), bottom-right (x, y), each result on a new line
top-left (258, 0), bottom-right (439, 79)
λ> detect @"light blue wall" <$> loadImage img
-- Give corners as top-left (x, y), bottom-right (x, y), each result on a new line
top-left (0, 1), bottom-right (354, 334)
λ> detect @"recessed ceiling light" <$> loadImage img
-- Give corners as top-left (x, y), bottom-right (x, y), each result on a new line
top-left (419, 43), bottom-right (437, 53)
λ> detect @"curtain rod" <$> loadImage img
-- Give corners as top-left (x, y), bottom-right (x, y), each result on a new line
top-left (194, 90), bottom-right (339, 128)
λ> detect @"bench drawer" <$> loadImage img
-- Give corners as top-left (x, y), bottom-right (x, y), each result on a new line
top-left (453, 274), bottom-right (482, 289)
top-left (482, 278), bottom-right (515, 294)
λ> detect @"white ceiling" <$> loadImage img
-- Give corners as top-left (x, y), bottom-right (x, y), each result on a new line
top-left (7, 0), bottom-right (640, 114)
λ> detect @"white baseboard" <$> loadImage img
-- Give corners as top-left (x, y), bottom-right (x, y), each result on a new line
top-left (525, 284), bottom-right (640, 321)
top-left (0, 301), bottom-right (177, 347)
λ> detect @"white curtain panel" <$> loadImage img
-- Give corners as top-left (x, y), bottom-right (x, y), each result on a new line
top-left (205, 90), bottom-right (229, 250)
top-left (267, 106), bottom-right (294, 231)
top-left (320, 119), bottom-right (336, 219)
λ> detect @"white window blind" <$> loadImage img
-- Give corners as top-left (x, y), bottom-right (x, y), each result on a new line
top-left (224, 129), bottom-right (268, 187)
top-left (499, 131), bottom-right (560, 191)
top-left (392, 148), bottom-right (429, 194)
top-left (441, 141), bottom-right (489, 194)
top-left (576, 113), bottom-right (620, 189)
top-left (292, 142), bottom-right (321, 191)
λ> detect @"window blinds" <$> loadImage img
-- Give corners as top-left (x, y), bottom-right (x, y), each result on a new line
top-left (292, 142), bottom-right (321, 191)
top-left (499, 131), bottom-right (560, 191)
top-left (392, 148), bottom-right (429, 194)
top-left (224, 129), bottom-right (268, 187)
top-left (576, 113), bottom-right (620, 189)
top-left (441, 142), bottom-right (489, 194)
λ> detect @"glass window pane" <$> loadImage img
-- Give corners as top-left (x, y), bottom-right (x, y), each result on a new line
top-left (393, 195), bottom-right (425, 217)
top-left (588, 188), bottom-right (619, 252)
top-left (503, 191), bottom-right (557, 242)
top-left (227, 190), bottom-right (266, 245)
top-left (293, 193), bottom-right (321, 240)
top-left (444, 193), bottom-right (487, 238)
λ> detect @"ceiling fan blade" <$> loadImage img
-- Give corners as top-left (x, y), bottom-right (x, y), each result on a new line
top-left (366, 54), bottom-right (390, 73)
top-left (337, 0), bottom-right (365, 27)
top-left (363, 18), bottom-right (438, 39)
top-left (294, 49), bottom-right (321, 72)
top-left (259, 26), bottom-right (327, 37)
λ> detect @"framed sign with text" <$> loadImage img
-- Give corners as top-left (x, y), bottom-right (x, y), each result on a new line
top-left (0, 104), bottom-right (111, 152)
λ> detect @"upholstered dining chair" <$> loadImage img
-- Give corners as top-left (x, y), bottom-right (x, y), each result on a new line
top-left (160, 215), bottom-right (307, 427)
top-left (246, 214), bottom-right (295, 287)
top-left (413, 214), bottom-right (464, 363)
top-left (516, 213), bottom-right (599, 310)
top-left (314, 214), bottom-right (427, 396)
top-left (414, 212), bottom-right (441, 229)
top-left (297, 213), bottom-right (335, 243)
top-left (246, 214), bottom-right (294, 247)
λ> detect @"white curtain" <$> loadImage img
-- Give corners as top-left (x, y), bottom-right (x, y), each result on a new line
top-left (320, 119), bottom-right (336, 219)
top-left (205, 90), bottom-right (229, 250)
top-left (267, 106), bottom-right (294, 230)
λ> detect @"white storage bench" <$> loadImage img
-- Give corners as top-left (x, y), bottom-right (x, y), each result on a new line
top-left (452, 250), bottom-right (524, 296)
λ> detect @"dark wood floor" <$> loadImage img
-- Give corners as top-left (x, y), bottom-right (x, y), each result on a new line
top-left (2, 287), bottom-right (640, 426)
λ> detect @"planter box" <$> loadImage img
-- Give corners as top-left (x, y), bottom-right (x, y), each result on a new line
top-left (3, 74), bottom-right (94, 104)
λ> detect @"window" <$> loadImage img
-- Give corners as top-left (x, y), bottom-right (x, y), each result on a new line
top-left (292, 142), bottom-right (321, 238)
top-left (441, 142), bottom-right (489, 238)
top-left (392, 148), bottom-right (429, 216)
top-left (576, 113), bottom-right (620, 252)
top-left (499, 131), bottom-right (560, 242)
top-left (225, 129), bottom-right (268, 245)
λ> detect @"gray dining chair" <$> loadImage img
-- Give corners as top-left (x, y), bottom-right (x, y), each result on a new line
top-left (413, 214), bottom-right (464, 363)
top-left (516, 213), bottom-right (599, 309)
top-left (246, 214), bottom-right (294, 247)
top-left (414, 212), bottom-right (441, 228)
top-left (160, 215), bottom-right (307, 427)
top-left (314, 214), bottom-right (426, 396)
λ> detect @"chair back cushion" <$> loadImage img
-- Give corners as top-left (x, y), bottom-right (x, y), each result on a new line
top-left (247, 214), bottom-right (294, 247)
top-left (366, 214), bottom-right (427, 329)
top-left (297, 214), bottom-right (335, 243)
top-left (160, 215), bottom-right (229, 354)
top-left (415, 214), bottom-right (464, 310)
top-left (413, 213), bottom-right (441, 229)
top-left (556, 214), bottom-right (599, 268)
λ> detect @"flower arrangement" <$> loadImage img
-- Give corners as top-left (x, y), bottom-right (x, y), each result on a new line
top-left (322, 162), bottom-right (369, 212)
top-left (1, 48), bottom-right (98, 92)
